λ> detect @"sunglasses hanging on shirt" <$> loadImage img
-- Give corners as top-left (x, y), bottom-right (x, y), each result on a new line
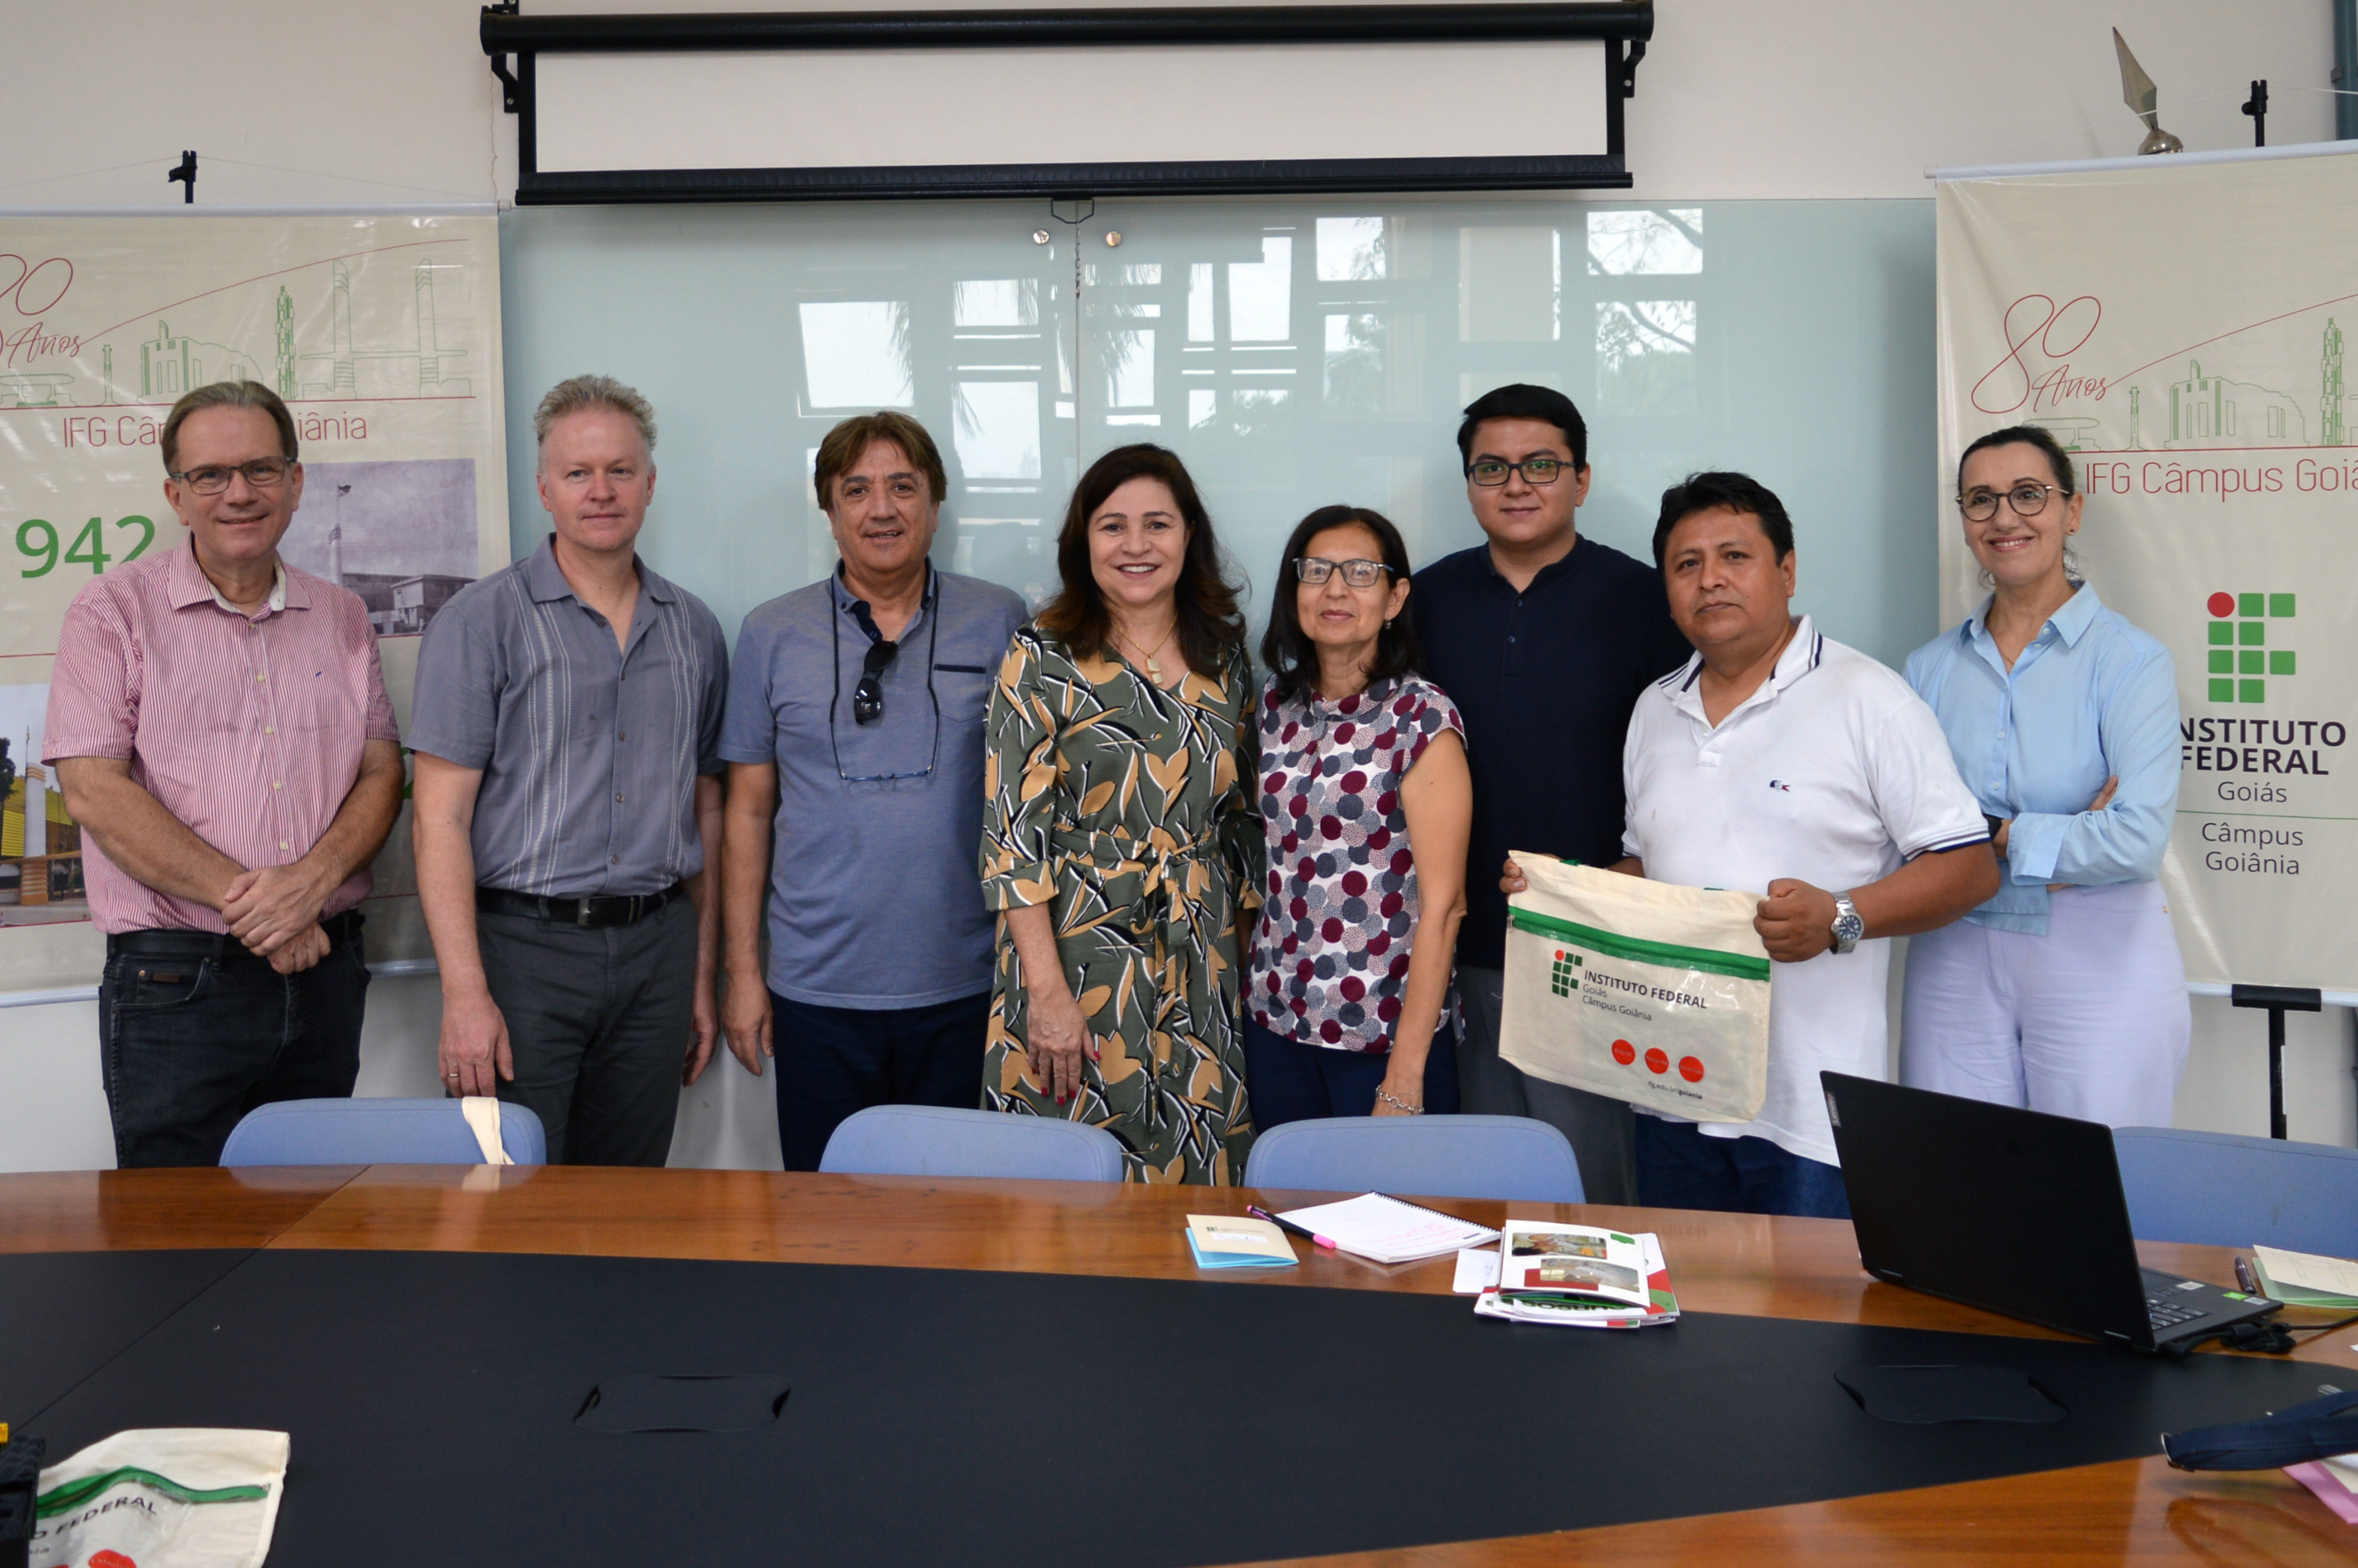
top-left (829, 570), bottom-right (943, 785)
top-left (854, 637), bottom-right (898, 724)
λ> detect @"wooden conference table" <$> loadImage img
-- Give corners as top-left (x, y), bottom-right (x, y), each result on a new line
top-left (4, 1164), bottom-right (2355, 1566)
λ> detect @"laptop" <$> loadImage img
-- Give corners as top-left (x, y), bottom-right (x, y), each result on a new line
top-left (1820, 1072), bottom-right (2280, 1353)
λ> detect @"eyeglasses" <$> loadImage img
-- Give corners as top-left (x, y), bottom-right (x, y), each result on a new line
top-left (854, 638), bottom-right (898, 724)
top-left (830, 575), bottom-right (943, 786)
top-left (1295, 556), bottom-right (1391, 588)
top-left (1957, 482), bottom-right (2061, 522)
top-left (169, 458), bottom-right (294, 495)
top-left (1465, 457), bottom-right (1566, 487)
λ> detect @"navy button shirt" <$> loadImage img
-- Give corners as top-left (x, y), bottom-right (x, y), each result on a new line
top-left (1411, 535), bottom-right (1691, 969)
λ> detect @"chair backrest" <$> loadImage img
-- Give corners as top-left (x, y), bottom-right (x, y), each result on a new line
top-left (818, 1105), bottom-right (1126, 1182)
top-left (1243, 1115), bottom-right (1585, 1204)
top-left (219, 1098), bottom-right (548, 1167)
top-left (2113, 1126), bottom-right (2358, 1257)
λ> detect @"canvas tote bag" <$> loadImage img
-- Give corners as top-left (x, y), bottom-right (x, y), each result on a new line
top-left (1498, 852), bottom-right (1772, 1123)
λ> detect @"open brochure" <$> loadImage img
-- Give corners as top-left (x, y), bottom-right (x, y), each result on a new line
top-left (1467, 1223), bottom-right (1681, 1329)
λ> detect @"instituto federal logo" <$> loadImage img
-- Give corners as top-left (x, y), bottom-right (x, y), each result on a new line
top-left (1549, 948), bottom-right (1581, 997)
top-left (2205, 591), bottom-right (2294, 704)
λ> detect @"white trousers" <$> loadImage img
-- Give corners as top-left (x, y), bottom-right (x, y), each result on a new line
top-left (1900, 880), bottom-right (2191, 1128)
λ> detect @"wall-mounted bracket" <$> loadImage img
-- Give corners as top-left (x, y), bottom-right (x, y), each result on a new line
top-left (485, 1), bottom-right (523, 113)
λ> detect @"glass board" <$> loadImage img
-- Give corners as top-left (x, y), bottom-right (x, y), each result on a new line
top-left (499, 196), bottom-right (1937, 668)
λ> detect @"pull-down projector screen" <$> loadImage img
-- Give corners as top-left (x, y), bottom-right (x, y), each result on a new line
top-left (536, 41), bottom-right (1609, 173)
top-left (485, 4), bottom-right (1652, 202)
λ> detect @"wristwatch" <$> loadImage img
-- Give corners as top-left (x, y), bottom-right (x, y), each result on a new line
top-left (1829, 892), bottom-right (1864, 955)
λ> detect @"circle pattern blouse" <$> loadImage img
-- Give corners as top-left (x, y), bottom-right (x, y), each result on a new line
top-left (1249, 673), bottom-right (1465, 1053)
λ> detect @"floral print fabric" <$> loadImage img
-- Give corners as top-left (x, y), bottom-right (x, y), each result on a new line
top-left (1249, 674), bottom-right (1464, 1053)
top-left (979, 625), bottom-right (1263, 1184)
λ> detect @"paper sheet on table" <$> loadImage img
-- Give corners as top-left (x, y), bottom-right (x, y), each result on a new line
top-left (1453, 1247), bottom-right (1501, 1294)
top-left (2285, 1454), bottom-right (2358, 1524)
top-left (2253, 1245), bottom-right (2358, 1301)
top-left (1273, 1193), bottom-right (1499, 1264)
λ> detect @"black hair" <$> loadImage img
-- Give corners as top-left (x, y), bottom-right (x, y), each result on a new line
top-left (1455, 383), bottom-right (1588, 472)
top-left (1652, 472), bottom-right (1796, 566)
top-left (1956, 424), bottom-right (2077, 499)
top-left (1260, 506), bottom-right (1427, 704)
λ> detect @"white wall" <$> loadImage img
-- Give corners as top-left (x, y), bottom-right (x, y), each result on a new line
top-left (1, 0), bottom-right (2349, 1172)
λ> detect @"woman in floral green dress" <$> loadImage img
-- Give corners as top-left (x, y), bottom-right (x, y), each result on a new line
top-left (980, 444), bottom-right (1262, 1183)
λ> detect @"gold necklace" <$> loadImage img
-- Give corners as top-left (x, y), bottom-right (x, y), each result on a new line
top-left (1111, 616), bottom-right (1178, 682)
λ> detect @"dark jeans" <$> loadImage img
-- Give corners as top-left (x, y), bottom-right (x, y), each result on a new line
top-left (98, 913), bottom-right (369, 1169)
top-left (1243, 1017), bottom-right (1461, 1129)
top-left (477, 894), bottom-right (697, 1167)
top-left (772, 989), bottom-right (991, 1171)
top-left (1635, 1115), bottom-right (1853, 1219)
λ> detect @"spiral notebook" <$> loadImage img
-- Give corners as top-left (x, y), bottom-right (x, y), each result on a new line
top-left (1273, 1193), bottom-right (1500, 1264)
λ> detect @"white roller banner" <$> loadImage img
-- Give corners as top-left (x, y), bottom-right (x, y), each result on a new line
top-left (0, 212), bottom-right (507, 994)
top-left (1937, 149), bottom-right (2358, 993)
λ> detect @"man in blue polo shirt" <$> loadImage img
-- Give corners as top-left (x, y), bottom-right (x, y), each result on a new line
top-left (1411, 384), bottom-right (1691, 1204)
top-left (717, 413), bottom-right (1026, 1170)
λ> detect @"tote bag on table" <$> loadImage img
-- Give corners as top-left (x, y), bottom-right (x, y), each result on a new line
top-left (1499, 852), bottom-right (1771, 1124)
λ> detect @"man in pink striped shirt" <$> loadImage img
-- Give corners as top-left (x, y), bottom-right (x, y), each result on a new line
top-left (46, 380), bottom-right (404, 1168)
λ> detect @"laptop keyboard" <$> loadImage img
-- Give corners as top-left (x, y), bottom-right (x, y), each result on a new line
top-left (2146, 1290), bottom-right (2211, 1330)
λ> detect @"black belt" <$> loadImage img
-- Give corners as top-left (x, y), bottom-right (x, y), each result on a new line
top-left (476, 882), bottom-right (682, 930)
top-left (107, 908), bottom-right (363, 958)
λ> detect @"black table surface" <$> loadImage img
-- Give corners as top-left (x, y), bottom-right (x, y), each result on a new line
top-left (5, 1248), bottom-right (2341, 1567)
top-left (0, 1249), bottom-right (254, 1428)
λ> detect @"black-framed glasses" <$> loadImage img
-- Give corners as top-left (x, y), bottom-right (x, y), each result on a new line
top-left (1295, 556), bottom-right (1390, 588)
top-left (1957, 482), bottom-right (2060, 522)
top-left (853, 638), bottom-right (898, 724)
top-left (1465, 457), bottom-right (1566, 487)
top-left (169, 457), bottom-right (294, 495)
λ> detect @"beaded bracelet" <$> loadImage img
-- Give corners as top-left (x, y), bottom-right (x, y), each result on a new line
top-left (1374, 1087), bottom-right (1424, 1115)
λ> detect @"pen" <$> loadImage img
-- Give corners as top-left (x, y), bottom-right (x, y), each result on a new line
top-left (2234, 1256), bottom-right (2258, 1295)
top-left (1246, 1205), bottom-right (1334, 1250)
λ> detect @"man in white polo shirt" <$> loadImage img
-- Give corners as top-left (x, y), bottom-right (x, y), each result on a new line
top-left (1560, 472), bottom-right (1997, 1217)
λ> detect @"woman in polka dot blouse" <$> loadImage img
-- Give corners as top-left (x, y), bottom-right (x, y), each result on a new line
top-left (1246, 505), bottom-right (1473, 1125)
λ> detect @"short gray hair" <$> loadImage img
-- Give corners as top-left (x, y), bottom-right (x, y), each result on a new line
top-left (533, 374), bottom-right (657, 465)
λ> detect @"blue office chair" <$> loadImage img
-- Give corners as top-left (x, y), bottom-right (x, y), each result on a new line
top-left (2113, 1126), bottom-right (2358, 1257)
top-left (219, 1098), bottom-right (548, 1167)
top-left (818, 1105), bottom-right (1126, 1181)
top-left (1243, 1115), bottom-right (1586, 1204)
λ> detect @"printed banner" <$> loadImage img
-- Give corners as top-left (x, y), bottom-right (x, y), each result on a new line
top-left (1936, 151), bottom-right (2358, 991)
top-left (0, 213), bottom-right (507, 991)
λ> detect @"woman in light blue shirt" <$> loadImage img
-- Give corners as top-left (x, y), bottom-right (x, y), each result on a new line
top-left (1901, 424), bottom-right (2189, 1126)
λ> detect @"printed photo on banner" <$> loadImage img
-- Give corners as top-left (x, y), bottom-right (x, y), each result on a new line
top-left (0, 681), bottom-right (85, 928)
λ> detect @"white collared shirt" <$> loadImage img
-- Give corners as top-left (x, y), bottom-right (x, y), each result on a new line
top-left (1621, 615), bottom-right (1988, 1165)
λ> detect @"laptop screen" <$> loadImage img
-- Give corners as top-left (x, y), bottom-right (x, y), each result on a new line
top-left (1820, 1072), bottom-right (2156, 1349)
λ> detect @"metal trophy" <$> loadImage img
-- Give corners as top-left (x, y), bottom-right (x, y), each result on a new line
top-left (2113, 29), bottom-right (2184, 154)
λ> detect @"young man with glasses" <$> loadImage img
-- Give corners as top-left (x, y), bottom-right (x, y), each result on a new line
top-left (411, 376), bottom-right (730, 1165)
top-left (47, 380), bottom-right (404, 1166)
top-left (1408, 383), bottom-right (1691, 1204)
top-left (716, 413), bottom-right (1025, 1170)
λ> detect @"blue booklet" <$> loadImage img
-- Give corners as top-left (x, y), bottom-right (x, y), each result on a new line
top-left (1185, 1213), bottom-right (1298, 1269)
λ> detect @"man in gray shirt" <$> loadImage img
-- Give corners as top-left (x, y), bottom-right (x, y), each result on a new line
top-left (411, 375), bottom-right (729, 1165)
top-left (719, 412), bottom-right (1025, 1169)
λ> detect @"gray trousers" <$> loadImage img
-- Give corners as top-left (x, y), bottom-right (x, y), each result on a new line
top-left (477, 894), bottom-right (696, 1167)
top-left (1455, 965), bottom-right (1637, 1205)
